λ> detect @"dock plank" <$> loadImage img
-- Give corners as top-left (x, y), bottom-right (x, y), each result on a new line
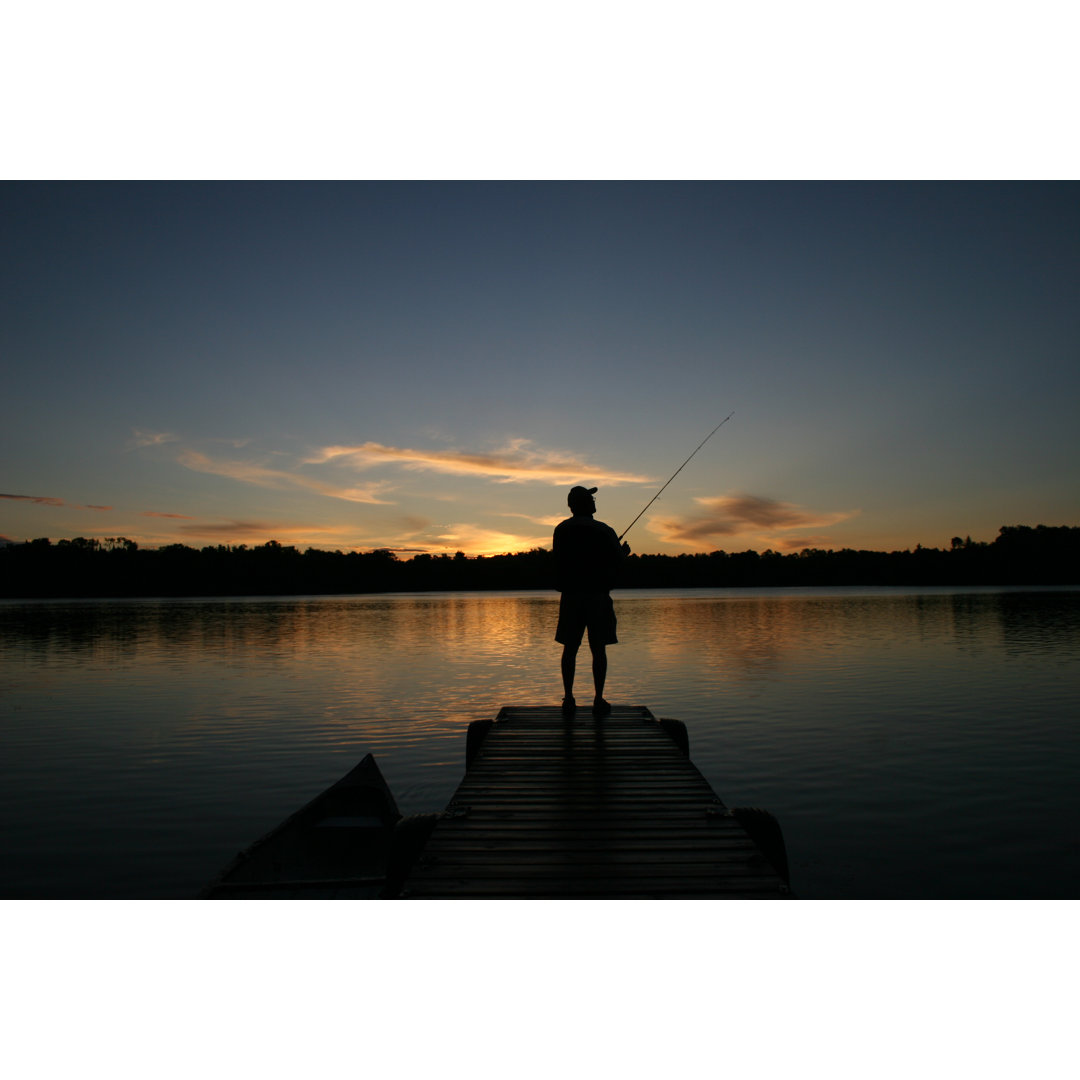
top-left (403, 706), bottom-right (791, 899)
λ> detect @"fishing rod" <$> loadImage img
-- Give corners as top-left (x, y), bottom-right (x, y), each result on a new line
top-left (618, 411), bottom-right (734, 542)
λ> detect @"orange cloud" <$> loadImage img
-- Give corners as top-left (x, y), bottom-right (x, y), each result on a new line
top-left (652, 494), bottom-right (859, 549)
top-left (500, 511), bottom-right (566, 528)
top-left (305, 439), bottom-right (652, 486)
top-left (177, 450), bottom-right (394, 505)
top-left (98, 510), bottom-right (547, 557)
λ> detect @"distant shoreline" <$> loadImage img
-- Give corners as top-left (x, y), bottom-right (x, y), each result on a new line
top-left (2, 525), bottom-right (1078, 598)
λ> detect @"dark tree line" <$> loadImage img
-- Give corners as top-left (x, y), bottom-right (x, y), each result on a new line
top-left (1, 525), bottom-right (1077, 598)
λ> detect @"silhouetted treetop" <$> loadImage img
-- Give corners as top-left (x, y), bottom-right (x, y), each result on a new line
top-left (1, 526), bottom-right (1077, 598)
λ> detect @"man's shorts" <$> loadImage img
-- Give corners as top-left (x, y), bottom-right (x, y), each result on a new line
top-left (555, 591), bottom-right (618, 647)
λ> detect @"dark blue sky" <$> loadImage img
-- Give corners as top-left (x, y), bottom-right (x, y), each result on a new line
top-left (4, 181), bottom-right (1078, 553)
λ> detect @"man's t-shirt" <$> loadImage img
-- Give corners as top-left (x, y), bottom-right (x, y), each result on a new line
top-left (553, 515), bottom-right (623, 593)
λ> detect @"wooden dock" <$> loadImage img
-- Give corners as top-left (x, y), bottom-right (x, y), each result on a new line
top-left (402, 706), bottom-right (792, 899)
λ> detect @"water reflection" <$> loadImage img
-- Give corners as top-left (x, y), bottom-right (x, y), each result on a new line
top-left (618, 589), bottom-right (1077, 689)
top-left (6, 588), bottom-right (1077, 674)
top-left (2, 588), bottom-right (1079, 898)
top-left (997, 591), bottom-right (1080, 655)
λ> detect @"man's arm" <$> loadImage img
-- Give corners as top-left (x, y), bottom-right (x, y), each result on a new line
top-left (605, 524), bottom-right (629, 585)
top-left (552, 523), bottom-right (568, 591)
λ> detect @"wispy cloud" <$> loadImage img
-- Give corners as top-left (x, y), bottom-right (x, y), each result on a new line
top-left (390, 514), bottom-right (434, 536)
top-left (177, 450), bottom-right (395, 505)
top-left (128, 433), bottom-right (648, 552)
top-left (157, 514), bottom-right (500, 555)
top-left (1, 493), bottom-right (66, 507)
top-left (169, 519), bottom-right (371, 547)
top-left (500, 510), bottom-right (566, 528)
top-left (304, 439), bottom-right (652, 486)
top-left (1, 494), bottom-right (112, 511)
top-left (129, 430), bottom-right (179, 449)
top-left (651, 494), bottom-right (859, 550)
top-left (175, 520), bottom-right (289, 539)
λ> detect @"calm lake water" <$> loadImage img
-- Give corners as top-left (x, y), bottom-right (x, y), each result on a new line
top-left (2, 587), bottom-right (1078, 899)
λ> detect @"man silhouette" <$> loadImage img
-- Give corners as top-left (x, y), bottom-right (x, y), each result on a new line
top-left (553, 485), bottom-right (630, 716)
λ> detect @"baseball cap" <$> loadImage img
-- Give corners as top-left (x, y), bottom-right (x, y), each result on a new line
top-left (568, 485), bottom-right (597, 506)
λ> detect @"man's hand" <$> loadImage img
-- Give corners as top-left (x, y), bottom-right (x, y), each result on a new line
top-left (621, 542), bottom-right (631, 557)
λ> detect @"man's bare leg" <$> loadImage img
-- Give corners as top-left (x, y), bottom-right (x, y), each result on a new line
top-left (590, 642), bottom-right (610, 714)
top-left (561, 643), bottom-right (579, 706)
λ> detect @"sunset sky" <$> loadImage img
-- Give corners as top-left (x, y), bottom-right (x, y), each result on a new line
top-left (3, 181), bottom-right (1078, 557)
